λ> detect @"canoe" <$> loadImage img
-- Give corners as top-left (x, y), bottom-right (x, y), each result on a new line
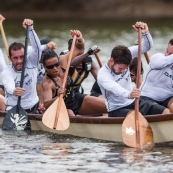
top-left (0, 111), bottom-right (173, 143)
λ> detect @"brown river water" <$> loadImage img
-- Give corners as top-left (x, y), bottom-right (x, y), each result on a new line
top-left (0, 19), bottom-right (173, 172)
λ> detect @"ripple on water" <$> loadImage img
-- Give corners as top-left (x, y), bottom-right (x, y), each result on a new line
top-left (0, 129), bottom-right (173, 172)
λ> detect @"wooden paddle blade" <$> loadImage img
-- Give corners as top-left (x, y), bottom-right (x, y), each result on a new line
top-left (122, 111), bottom-right (154, 149)
top-left (42, 98), bottom-right (70, 130)
top-left (56, 99), bottom-right (70, 130)
top-left (2, 105), bottom-right (29, 131)
top-left (42, 98), bottom-right (59, 129)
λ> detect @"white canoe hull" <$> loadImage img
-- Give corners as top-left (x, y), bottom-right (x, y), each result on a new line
top-left (30, 118), bottom-right (173, 143)
top-left (0, 112), bottom-right (173, 143)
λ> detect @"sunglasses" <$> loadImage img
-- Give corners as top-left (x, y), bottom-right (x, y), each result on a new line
top-left (46, 61), bottom-right (60, 69)
top-left (130, 73), bottom-right (143, 78)
top-left (130, 73), bottom-right (136, 78)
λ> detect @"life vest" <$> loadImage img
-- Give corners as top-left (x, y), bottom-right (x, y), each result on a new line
top-left (46, 73), bottom-right (77, 111)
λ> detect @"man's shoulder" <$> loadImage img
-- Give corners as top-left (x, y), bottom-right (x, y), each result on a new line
top-left (98, 65), bottom-right (110, 82)
top-left (152, 52), bottom-right (164, 57)
top-left (98, 64), bottom-right (109, 74)
top-left (42, 75), bottom-right (53, 86)
top-left (150, 53), bottom-right (164, 61)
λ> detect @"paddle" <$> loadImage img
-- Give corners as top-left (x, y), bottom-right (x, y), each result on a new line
top-left (135, 38), bottom-right (150, 64)
top-left (0, 15), bottom-right (9, 56)
top-left (42, 35), bottom-right (77, 130)
top-left (122, 28), bottom-right (154, 150)
top-left (2, 25), bottom-right (30, 131)
top-left (144, 52), bottom-right (150, 64)
top-left (94, 52), bottom-right (102, 68)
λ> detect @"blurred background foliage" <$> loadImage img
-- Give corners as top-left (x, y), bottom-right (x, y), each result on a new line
top-left (0, 0), bottom-right (173, 21)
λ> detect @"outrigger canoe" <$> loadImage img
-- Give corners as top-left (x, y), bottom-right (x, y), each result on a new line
top-left (0, 111), bottom-right (173, 143)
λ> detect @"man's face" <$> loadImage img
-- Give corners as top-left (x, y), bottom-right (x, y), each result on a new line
top-left (44, 57), bottom-right (61, 77)
top-left (9, 48), bottom-right (24, 71)
top-left (130, 70), bottom-right (137, 83)
top-left (109, 58), bottom-right (128, 75)
top-left (165, 44), bottom-right (173, 56)
top-left (111, 63), bottom-right (128, 75)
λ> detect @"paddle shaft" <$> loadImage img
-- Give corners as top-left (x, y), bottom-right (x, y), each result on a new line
top-left (122, 28), bottom-right (154, 148)
top-left (135, 28), bottom-right (142, 149)
top-left (135, 39), bottom-right (150, 64)
top-left (144, 52), bottom-right (150, 64)
top-left (17, 25), bottom-right (29, 107)
top-left (53, 35), bottom-right (77, 129)
top-left (0, 21), bottom-right (8, 55)
top-left (94, 53), bottom-right (102, 68)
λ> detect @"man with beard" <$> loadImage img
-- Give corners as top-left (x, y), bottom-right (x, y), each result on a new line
top-left (97, 21), bottom-right (170, 117)
top-left (2, 18), bottom-right (42, 113)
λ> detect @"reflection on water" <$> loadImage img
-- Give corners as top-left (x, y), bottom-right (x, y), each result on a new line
top-left (0, 129), bottom-right (173, 173)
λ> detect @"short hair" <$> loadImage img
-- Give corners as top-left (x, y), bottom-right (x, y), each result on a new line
top-left (130, 57), bottom-right (144, 75)
top-left (111, 45), bottom-right (132, 65)
top-left (168, 39), bottom-right (173, 45)
top-left (42, 50), bottom-right (59, 66)
top-left (9, 42), bottom-right (24, 57)
top-left (39, 38), bottom-right (51, 63)
top-left (40, 38), bottom-right (50, 45)
top-left (59, 50), bottom-right (69, 56)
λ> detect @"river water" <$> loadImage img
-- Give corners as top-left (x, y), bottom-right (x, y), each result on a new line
top-left (1, 19), bottom-right (173, 172)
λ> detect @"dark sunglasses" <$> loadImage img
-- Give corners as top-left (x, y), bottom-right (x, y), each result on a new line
top-left (46, 61), bottom-right (60, 69)
top-left (130, 73), bottom-right (136, 78)
top-left (130, 72), bottom-right (143, 78)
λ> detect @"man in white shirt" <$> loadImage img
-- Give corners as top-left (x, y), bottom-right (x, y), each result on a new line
top-left (97, 21), bottom-right (170, 117)
top-left (141, 39), bottom-right (173, 112)
top-left (2, 19), bottom-right (42, 113)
